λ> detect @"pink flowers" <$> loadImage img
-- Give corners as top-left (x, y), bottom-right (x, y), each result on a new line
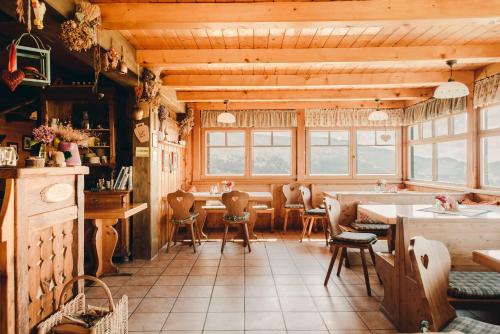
top-left (32, 125), bottom-right (55, 144)
top-left (435, 195), bottom-right (447, 204)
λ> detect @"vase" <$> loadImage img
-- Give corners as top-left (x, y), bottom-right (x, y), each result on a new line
top-left (58, 142), bottom-right (81, 166)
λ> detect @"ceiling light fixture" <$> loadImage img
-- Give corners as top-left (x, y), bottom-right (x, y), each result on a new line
top-left (217, 100), bottom-right (236, 124)
top-left (433, 60), bottom-right (469, 99)
top-left (368, 98), bottom-right (389, 121)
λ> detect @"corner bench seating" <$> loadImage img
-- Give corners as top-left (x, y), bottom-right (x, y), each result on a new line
top-left (448, 271), bottom-right (500, 300)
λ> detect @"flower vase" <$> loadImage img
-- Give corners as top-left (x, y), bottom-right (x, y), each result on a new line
top-left (58, 142), bottom-right (81, 166)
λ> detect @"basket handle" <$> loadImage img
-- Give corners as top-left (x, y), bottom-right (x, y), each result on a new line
top-left (57, 275), bottom-right (115, 312)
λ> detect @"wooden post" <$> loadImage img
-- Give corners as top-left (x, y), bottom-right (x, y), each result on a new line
top-left (466, 78), bottom-right (479, 189)
top-left (296, 109), bottom-right (306, 181)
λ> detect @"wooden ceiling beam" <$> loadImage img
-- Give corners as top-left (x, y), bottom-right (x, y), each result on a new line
top-left (176, 88), bottom-right (434, 102)
top-left (138, 45), bottom-right (500, 66)
top-left (98, 1), bottom-right (500, 30)
top-left (189, 100), bottom-right (408, 110)
top-left (162, 71), bottom-right (475, 89)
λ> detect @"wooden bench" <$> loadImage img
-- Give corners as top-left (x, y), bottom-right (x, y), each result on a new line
top-left (376, 215), bottom-right (500, 333)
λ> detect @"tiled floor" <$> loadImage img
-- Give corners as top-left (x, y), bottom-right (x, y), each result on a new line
top-left (86, 231), bottom-right (498, 333)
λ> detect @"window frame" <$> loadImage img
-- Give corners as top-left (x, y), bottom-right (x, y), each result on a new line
top-left (250, 129), bottom-right (294, 176)
top-left (479, 103), bottom-right (500, 189)
top-left (306, 126), bottom-right (402, 180)
top-left (407, 112), bottom-right (468, 185)
top-left (204, 129), bottom-right (247, 177)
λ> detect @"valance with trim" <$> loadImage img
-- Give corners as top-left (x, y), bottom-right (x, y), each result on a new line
top-left (474, 73), bottom-right (500, 108)
top-left (305, 108), bottom-right (404, 127)
top-left (201, 110), bottom-right (297, 128)
top-left (403, 97), bottom-right (466, 125)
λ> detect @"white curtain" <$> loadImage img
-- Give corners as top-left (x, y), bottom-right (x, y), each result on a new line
top-left (305, 108), bottom-right (404, 127)
top-left (201, 110), bottom-right (297, 128)
top-left (403, 97), bottom-right (466, 125)
top-left (474, 73), bottom-right (500, 108)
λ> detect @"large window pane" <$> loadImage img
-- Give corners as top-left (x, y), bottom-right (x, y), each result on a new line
top-left (410, 144), bottom-right (433, 180)
top-left (422, 121), bottom-right (433, 138)
top-left (206, 131), bottom-right (245, 175)
top-left (481, 136), bottom-right (500, 187)
top-left (435, 117), bottom-right (449, 136)
top-left (436, 140), bottom-right (467, 184)
top-left (481, 105), bottom-right (500, 130)
top-left (453, 113), bottom-right (467, 134)
top-left (309, 130), bottom-right (349, 175)
top-left (207, 147), bottom-right (245, 175)
top-left (252, 130), bottom-right (292, 175)
top-left (357, 130), bottom-right (396, 175)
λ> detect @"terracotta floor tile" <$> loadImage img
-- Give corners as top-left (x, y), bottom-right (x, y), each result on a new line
top-left (357, 311), bottom-right (395, 330)
top-left (146, 285), bottom-right (182, 298)
top-left (245, 312), bottom-right (285, 330)
top-left (320, 311), bottom-right (368, 330)
top-left (184, 275), bottom-right (216, 286)
top-left (212, 285), bottom-right (245, 298)
top-left (162, 313), bottom-right (206, 331)
top-left (204, 312), bottom-right (244, 330)
top-left (244, 275), bottom-right (275, 286)
top-left (346, 296), bottom-right (380, 311)
top-left (190, 266), bottom-right (219, 275)
top-left (245, 297), bottom-right (281, 312)
top-left (245, 285), bottom-right (278, 297)
top-left (179, 285), bottom-right (213, 298)
top-left (135, 297), bottom-right (175, 313)
top-left (279, 296), bottom-right (317, 311)
top-left (126, 275), bottom-right (159, 286)
top-left (283, 311), bottom-right (327, 331)
top-left (115, 286), bottom-right (151, 298)
top-left (208, 297), bottom-right (244, 312)
top-left (313, 296), bottom-right (353, 312)
top-left (155, 275), bottom-right (187, 286)
top-left (129, 312), bottom-right (169, 331)
top-left (276, 284), bottom-right (310, 297)
top-left (214, 275), bottom-right (244, 286)
top-left (162, 267), bottom-right (192, 276)
top-left (273, 275), bottom-right (304, 285)
top-left (171, 297), bottom-right (210, 312)
top-left (307, 284), bottom-right (344, 297)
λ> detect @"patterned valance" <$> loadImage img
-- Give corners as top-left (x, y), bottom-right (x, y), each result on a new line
top-left (474, 73), bottom-right (500, 108)
top-left (305, 108), bottom-right (404, 127)
top-left (403, 97), bottom-right (466, 125)
top-left (201, 110), bottom-right (297, 128)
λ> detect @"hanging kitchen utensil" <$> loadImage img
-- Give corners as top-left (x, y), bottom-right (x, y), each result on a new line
top-left (2, 42), bottom-right (25, 91)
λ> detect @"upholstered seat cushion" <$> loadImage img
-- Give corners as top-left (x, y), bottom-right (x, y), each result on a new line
top-left (448, 271), bottom-right (500, 299)
top-left (304, 208), bottom-right (326, 216)
top-left (285, 203), bottom-right (304, 209)
top-left (253, 204), bottom-right (270, 210)
top-left (351, 223), bottom-right (389, 231)
top-left (223, 211), bottom-right (250, 222)
top-left (355, 218), bottom-right (386, 225)
top-left (172, 212), bottom-right (199, 224)
top-left (444, 316), bottom-right (500, 334)
top-left (333, 231), bottom-right (377, 244)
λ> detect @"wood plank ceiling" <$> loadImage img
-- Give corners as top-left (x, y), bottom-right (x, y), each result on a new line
top-left (92, 0), bottom-right (500, 109)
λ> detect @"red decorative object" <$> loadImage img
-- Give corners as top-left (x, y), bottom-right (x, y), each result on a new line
top-left (2, 42), bottom-right (25, 92)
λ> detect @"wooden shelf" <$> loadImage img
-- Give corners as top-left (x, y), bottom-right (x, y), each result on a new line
top-left (88, 146), bottom-right (111, 148)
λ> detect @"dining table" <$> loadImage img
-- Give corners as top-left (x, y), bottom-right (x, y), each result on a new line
top-left (472, 250), bottom-right (500, 272)
top-left (357, 204), bottom-right (500, 253)
top-left (85, 202), bottom-right (148, 277)
top-left (191, 191), bottom-right (273, 239)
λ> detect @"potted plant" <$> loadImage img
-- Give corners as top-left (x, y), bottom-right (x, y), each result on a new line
top-left (31, 125), bottom-right (55, 160)
top-left (55, 126), bottom-right (89, 166)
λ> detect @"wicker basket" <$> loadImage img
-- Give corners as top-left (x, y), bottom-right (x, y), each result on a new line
top-left (37, 275), bottom-right (128, 334)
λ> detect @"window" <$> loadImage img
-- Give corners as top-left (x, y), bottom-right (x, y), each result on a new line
top-left (407, 113), bottom-right (468, 184)
top-left (436, 140), bottom-right (467, 184)
top-left (309, 130), bottom-right (349, 175)
top-left (356, 130), bottom-right (396, 175)
top-left (252, 131), bottom-right (292, 175)
top-left (408, 125), bottom-right (419, 141)
top-left (409, 144), bottom-right (433, 181)
top-left (206, 131), bottom-right (245, 175)
top-left (480, 104), bottom-right (500, 187)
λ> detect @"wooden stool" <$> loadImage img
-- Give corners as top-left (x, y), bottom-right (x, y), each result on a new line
top-left (253, 204), bottom-right (275, 232)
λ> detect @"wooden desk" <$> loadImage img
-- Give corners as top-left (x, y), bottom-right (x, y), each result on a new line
top-left (473, 250), bottom-right (500, 272)
top-left (191, 191), bottom-right (273, 239)
top-left (85, 203), bottom-right (147, 277)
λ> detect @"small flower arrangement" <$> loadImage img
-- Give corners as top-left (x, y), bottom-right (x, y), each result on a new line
top-left (56, 126), bottom-right (89, 146)
top-left (221, 180), bottom-right (235, 192)
top-left (375, 178), bottom-right (387, 192)
top-left (32, 125), bottom-right (55, 144)
top-left (435, 195), bottom-right (459, 212)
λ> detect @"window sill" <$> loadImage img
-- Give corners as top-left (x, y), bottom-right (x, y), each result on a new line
top-left (404, 181), bottom-right (500, 196)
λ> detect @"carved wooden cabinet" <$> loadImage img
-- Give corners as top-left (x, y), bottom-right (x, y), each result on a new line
top-left (0, 167), bottom-right (88, 334)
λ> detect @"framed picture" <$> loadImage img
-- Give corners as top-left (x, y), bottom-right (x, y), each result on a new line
top-left (162, 149), bottom-right (170, 172)
top-left (22, 135), bottom-right (32, 151)
top-left (171, 151), bottom-right (178, 171)
top-left (152, 132), bottom-right (158, 148)
top-left (7, 142), bottom-right (18, 153)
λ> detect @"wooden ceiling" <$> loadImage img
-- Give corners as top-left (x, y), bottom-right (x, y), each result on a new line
top-left (93, 0), bottom-right (500, 108)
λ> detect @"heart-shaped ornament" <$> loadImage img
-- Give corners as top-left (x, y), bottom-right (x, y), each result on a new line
top-left (421, 254), bottom-right (429, 269)
top-left (2, 69), bottom-right (25, 92)
top-left (176, 196), bottom-right (183, 202)
top-left (231, 196), bottom-right (238, 202)
top-left (380, 134), bottom-right (391, 143)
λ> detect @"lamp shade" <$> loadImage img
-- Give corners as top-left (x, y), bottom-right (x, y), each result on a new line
top-left (217, 111), bottom-right (236, 124)
top-left (433, 80), bottom-right (469, 99)
top-left (368, 110), bottom-right (389, 121)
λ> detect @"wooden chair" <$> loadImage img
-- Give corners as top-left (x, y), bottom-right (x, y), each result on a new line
top-left (282, 183), bottom-right (304, 233)
top-left (298, 185), bottom-right (328, 244)
top-left (166, 190), bottom-right (202, 253)
top-left (221, 190), bottom-right (252, 253)
top-left (253, 204), bottom-right (275, 232)
top-left (323, 197), bottom-right (378, 296)
top-left (409, 236), bottom-right (500, 333)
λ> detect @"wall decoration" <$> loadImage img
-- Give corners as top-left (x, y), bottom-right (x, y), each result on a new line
top-left (31, 0), bottom-right (47, 30)
top-left (22, 135), bottom-right (32, 151)
top-left (16, 0), bottom-right (25, 23)
top-left (179, 108), bottom-right (195, 140)
top-left (139, 68), bottom-right (161, 107)
top-left (162, 149), bottom-right (170, 172)
top-left (60, 0), bottom-right (101, 52)
top-left (103, 47), bottom-right (119, 71)
top-left (134, 123), bottom-right (149, 143)
top-left (2, 42), bottom-right (25, 92)
top-left (135, 147), bottom-right (149, 157)
top-left (152, 132), bottom-right (158, 148)
top-left (171, 152), bottom-right (178, 171)
top-left (7, 142), bottom-right (19, 153)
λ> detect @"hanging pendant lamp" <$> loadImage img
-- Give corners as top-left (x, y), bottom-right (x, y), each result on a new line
top-left (368, 98), bottom-right (389, 121)
top-left (433, 60), bottom-right (469, 99)
top-left (217, 100), bottom-right (236, 124)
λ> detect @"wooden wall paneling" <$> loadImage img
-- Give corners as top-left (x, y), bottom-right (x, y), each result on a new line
top-left (0, 179), bottom-right (15, 334)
